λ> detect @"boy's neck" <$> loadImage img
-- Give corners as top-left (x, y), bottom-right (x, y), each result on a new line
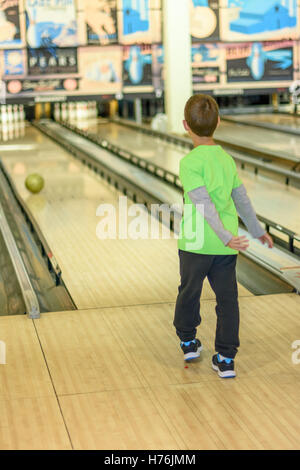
top-left (191, 135), bottom-right (216, 148)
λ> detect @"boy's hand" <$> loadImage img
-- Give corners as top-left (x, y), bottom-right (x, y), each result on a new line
top-left (258, 233), bottom-right (273, 248)
top-left (227, 236), bottom-right (249, 251)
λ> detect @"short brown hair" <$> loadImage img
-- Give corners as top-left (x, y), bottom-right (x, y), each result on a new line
top-left (184, 94), bottom-right (219, 137)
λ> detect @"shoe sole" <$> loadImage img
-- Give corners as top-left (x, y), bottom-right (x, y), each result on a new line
top-left (212, 362), bottom-right (236, 378)
top-left (184, 346), bottom-right (203, 361)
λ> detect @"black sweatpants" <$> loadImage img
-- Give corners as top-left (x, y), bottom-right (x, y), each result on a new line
top-left (174, 250), bottom-right (240, 359)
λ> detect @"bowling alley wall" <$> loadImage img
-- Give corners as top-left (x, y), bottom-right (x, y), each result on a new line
top-left (0, 0), bottom-right (300, 102)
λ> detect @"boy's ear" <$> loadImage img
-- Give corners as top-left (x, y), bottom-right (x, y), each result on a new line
top-left (217, 115), bottom-right (221, 127)
top-left (183, 120), bottom-right (189, 132)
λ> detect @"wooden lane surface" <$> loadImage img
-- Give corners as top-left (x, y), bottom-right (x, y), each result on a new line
top-left (226, 113), bottom-right (300, 132)
top-left (0, 292), bottom-right (299, 449)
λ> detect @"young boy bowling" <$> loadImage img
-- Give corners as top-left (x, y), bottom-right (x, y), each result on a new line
top-left (174, 94), bottom-right (273, 378)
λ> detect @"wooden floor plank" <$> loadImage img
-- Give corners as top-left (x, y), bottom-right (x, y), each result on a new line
top-left (0, 316), bottom-right (54, 400)
top-left (150, 384), bottom-right (261, 450)
top-left (0, 396), bottom-right (72, 450)
top-left (0, 316), bottom-right (72, 450)
top-left (58, 388), bottom-right (184, 450)
top-left (33, 309), bottom-right (146, 395)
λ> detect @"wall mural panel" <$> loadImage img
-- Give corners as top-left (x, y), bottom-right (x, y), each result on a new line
top-left (0, 0), bottom-right (299, 99)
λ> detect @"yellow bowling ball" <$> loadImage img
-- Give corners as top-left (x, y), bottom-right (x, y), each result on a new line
top-left (25, 173), bottom-right (45, 194)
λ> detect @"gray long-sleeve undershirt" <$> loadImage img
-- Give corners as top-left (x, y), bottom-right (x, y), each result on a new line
top-left (231, 185), bottom-right (265, 238)
top-left (188, 184), bottom-right (265, 246)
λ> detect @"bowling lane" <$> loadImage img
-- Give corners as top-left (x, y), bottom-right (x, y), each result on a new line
top-left (224, 113), bottom-right (300, 135)
top-left (80, 119), bottom-right (300, 235)
top-left (235, 171), bottom-right (300, 234)
top-left (215, 120), bottom-right (300, 162)
top-left (83, 117), bottom-right (300, 168)
top-left (81, 120), bottom-right (184, 175)
top-left (0, 125), bottom-right (251, 309)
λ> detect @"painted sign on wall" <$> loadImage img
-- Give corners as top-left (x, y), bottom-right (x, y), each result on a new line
top-left (192, 43), bottom-right (224, 87)
top-left (3, 49), bottom-right (25, 75)
top-left (78, 46), bottom-right (122, 93)
top-left (226, 41), bottom-right (294, 82)
top-left (123, 44), bottom-right (152, 86)
top-left (117, 0), bottom-right (161, 44)
top-left (0, 0), bottom-right (21, 48)
top-left (25, 0), bottom-right (78, 48)
top-left (28, 47), bottom-right (77, 75)
top-left (84, 0), bottom-right (118, 45)
top-left (190, 0), bottom-right (220, 42)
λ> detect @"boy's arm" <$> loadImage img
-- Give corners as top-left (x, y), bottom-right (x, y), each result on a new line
top-left (232, 184), bottom-right (273, 248)
top-left (188, 186), bottom-right (232, 245)
top-left (231, 184), bottom-right (265, 238)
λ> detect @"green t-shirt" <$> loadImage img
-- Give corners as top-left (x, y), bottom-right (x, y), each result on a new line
top-left (178, 145), bottom-right (242, 255)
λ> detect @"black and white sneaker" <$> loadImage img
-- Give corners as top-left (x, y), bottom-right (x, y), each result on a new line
top-left (212, 354), bottom-right (236, 378)
top-left (180, 339), bottom-right (202, 361)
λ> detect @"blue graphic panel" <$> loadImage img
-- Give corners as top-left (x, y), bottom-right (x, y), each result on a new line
top-left (192, 0), bottom-right (209, 6)
top-left (122, 0), bottom-right (150, 35)
top-left (229, 0), bottom-right (297, 35)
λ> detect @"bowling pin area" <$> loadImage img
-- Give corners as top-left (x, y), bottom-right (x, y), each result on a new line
top-left (54, 101), bottom-right (98, 125)
top-left (0, 105), bottom-right (26, 142)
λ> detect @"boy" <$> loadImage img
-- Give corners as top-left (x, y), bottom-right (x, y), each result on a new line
top-left (174, 94), bottom-right (273, 378)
